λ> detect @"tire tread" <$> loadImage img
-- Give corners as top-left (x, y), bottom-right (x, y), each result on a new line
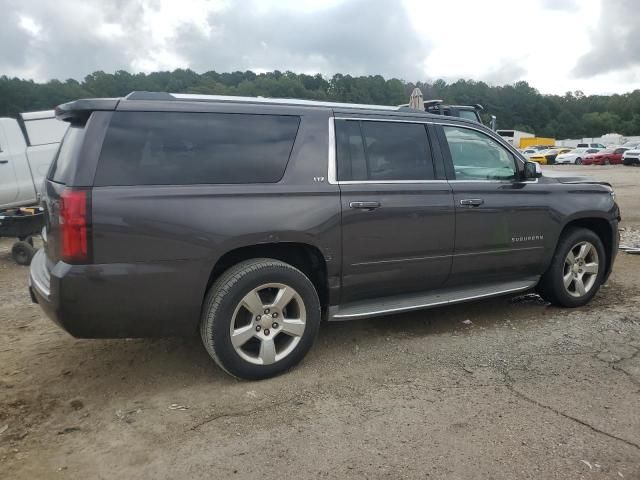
top-left (200, 258), bottom-right (319, 379)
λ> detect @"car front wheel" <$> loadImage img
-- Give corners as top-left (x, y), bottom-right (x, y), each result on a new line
top-left (575, 158), bottom-right (582, 165)
top-left (537, 227), bottom-right (605, 307)
top-left (200, 258), bottom-right (321, 380)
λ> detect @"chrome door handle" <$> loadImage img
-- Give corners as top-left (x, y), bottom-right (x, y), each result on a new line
top-left (459, 198), bottom-right (484, 207)
top-left (350, 201), bottom-right (381, 210)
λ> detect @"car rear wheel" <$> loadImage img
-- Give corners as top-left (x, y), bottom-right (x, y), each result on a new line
top-left (575, 158), bottom-right (582, 165)
top-left (603, 158), bottom-right (610, 165)
top-left (537, 227), bottom-right (605, 307)
top-left (11, 241), bottom-right (36, 266)
top-left (200, 258), bottom-right (321, 380)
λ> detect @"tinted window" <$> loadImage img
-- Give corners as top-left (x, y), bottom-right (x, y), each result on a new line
top-left (458, 110), bottom-right (479, 122)
top-left (336, 120), bottom-right (434, 181)
top-left (48, 125), bottom-right (85, 184)
top-left (443, 126), bottom-right (517, 180)
top-left (95, 112), bottom-right (300, 186)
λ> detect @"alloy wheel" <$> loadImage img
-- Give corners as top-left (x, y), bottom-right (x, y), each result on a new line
top-left (563, 241), bottom-right (599, 298)
top-left (229, 283), bottom-right (307, 365)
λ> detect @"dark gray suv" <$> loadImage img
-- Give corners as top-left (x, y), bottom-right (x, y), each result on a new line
top-left (29, 92), bottom-right (620, 379)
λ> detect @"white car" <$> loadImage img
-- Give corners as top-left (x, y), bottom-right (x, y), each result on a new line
top-left (555, 148), bottom-right (601, 165)
top-left (520, 148), bottom-right (538, 158)
top-left (622, 148), bottom-right (640, 165)
top-left (577, 143), bottom-right (606, 149)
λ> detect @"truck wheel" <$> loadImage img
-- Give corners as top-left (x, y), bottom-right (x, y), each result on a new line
top-left (537, 227), bottom-right (605, 308)
top-left (11, 241), bottom-right (36, 266)
top-left (18, 236), bottom-right (34, 246)
top-left (200, 259), bottom-right (321, 380)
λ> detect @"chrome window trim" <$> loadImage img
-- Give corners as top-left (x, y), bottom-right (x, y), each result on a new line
top-left (336, 180), bottom-right (449, 185)
top-left (328, 116), bottom-right (532, 185)
top-left (328, 116), bottom-right (448, 185)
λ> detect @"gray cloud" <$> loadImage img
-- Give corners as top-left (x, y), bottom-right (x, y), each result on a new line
top-left (573, 0), bottom-right (640, 77)
top-left (0, 0), bottom-right (146, 80)
top-left (0, 0), bottom-right (428, 81)
top-left (175, 0), bottom-right (428, 80)
top-left (481, 61), bottom-right (527, 85)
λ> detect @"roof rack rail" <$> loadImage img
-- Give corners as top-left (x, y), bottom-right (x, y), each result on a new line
top-left (124, 91), bottom-right (402, 112)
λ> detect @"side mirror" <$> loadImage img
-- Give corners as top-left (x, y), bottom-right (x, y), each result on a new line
top-left (524, 161), bottom-right (542, 179)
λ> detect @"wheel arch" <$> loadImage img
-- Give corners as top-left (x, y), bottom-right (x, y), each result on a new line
top-left (204, 242), bottom-right (329, 310)
top-left (558, 217), bottom-right (614, 277)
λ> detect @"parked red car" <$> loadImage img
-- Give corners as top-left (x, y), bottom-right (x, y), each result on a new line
top-left (582, 147), bottom-right (628, 165)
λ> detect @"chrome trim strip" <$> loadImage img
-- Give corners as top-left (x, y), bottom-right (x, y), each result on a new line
top-left (453, 246), bottom-right (543, 257)
top-left (329, 117), bottom-right (450, 185)
top-left (334, 116), bottom-right (436, 124)
top-left (172, 93), bottom-right (401, 111)
top-left (338, 180), bottom-right (449, 185)
top-left (352, 253), bottom-right (453, 267)
top-left (449, 179), bottom-right (539, 184)
top-left (331, 280), bottom-right (538, 320)
top-left (328, 117), bottom-right (337, 184)
top-left (328, 116), bottom-right (532, 185)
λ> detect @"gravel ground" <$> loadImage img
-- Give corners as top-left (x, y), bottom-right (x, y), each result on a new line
top-left (1, 165), bottom-right (639, 479)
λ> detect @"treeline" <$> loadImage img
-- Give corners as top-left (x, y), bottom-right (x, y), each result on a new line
top-left (1, 69), bottom-right (640, 139)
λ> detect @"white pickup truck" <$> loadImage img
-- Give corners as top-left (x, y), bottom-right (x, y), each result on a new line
top-left (0, 110), bottom-right (68, 211)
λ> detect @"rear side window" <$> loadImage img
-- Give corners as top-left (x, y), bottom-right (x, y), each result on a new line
top-left (48, 125), bottom-right (85, 184)
top-left (336, 120), bottom-right (434, 181)
top-left (95, 112), bottom-right (300, 186)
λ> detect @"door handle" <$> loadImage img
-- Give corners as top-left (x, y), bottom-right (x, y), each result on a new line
top-left (350, 201), bottom-right (381, 210)
top-left (459, 198), bottom-right (484, 207)
top-left (0, 160), bottom-right (8, 164)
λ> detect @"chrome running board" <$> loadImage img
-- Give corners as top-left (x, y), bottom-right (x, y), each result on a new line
top-left (328, 277), bottom-right (539, 321)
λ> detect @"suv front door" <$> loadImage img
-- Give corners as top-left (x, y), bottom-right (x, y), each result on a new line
top-left (436, 123), bottom-right (552, 286)
top-left (334, 117), bottom-right (454, 303)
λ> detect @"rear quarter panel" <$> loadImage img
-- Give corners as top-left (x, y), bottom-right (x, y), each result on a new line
top-left (89, 110), bottom-right (341, 334)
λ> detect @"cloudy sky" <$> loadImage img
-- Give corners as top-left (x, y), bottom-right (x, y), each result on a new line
top-left (1, 0), bottom-right (638, 95)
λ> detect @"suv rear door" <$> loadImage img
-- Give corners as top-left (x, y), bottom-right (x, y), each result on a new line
top-left (333, 116), bottom-right (454, 303)
top-left (435, 123), bottom-right (553, 286)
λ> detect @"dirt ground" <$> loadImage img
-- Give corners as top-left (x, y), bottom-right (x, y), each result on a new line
top-left (1, 165), bottom-right (639, 480)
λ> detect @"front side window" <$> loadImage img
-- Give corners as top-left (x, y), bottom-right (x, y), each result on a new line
top-left (442, 126), bottom-right (517, 181)
top-left (95, 112), bottom-right (300, 186)
top-left (336, 120), bottom-right (434, 181)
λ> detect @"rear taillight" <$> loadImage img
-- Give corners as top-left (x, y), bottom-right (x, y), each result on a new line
top-left (59, 189), bottom-right (90, 263)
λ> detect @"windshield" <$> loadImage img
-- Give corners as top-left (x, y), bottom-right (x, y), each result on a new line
top-left (458, 110), bottom-right (479, 122)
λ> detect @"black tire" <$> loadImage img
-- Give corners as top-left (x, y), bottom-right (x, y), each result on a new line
top-left (537, 227), bottom-right (606, 307)
top-left (200, 258), bottom-right (321, 380)
top-left (603, 158), bottom-right (610, 165)
top-left (18, 236), bottom-right (34, 246)
top-left (11, 241), bottom-right (36, 266)
top-left (575, 158), bottom-right (582, 165)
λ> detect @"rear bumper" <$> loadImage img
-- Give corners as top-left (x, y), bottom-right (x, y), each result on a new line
top-left (29, 249), bottom-right (206, 338)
